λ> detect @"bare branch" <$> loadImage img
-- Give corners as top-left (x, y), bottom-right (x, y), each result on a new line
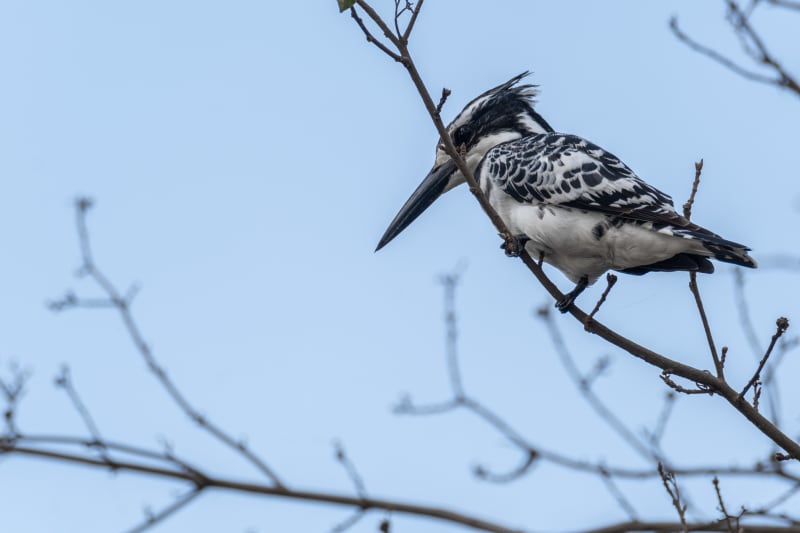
top-left (401, 0), bottom-right (424, 43)
top-left (124, 489), bottom-right (203, 533)
top-left (713, 477), bottom-right (740, 533)
top-left (739, 317), bottom-right (790, 402)
top-left (541, 307), bottom-right (657, 461)
top-left (683, 159), bottom-right (703, 220)
top-left (349, 7), bottom-right (402, 62)
top-left (659, 463), bottom-right (688, 533)
top-left (689, 273), bottom-right (724, 378)
top-left (435, 87), bottom-right (451, 115)
top-left (393, 396), bottom-right (460, 416)
top-left (599, 470), bottom-right (640, 521)
top-left (660, 371), bottom-right (714, 395)
top-left (733, 270), bottom-right (783, 425)
top-left (330, 509), bottom-right (367, 533)
top-left (733, 270), bottom-right (770, 357)
top-left (584, 273), bottom-right (617, 330)
top-left (0, 441), bottom-right (527, 533)
top-left (766, 0), bottom-right (800, 9)
top-left (473, 451), bottom-right (537, 484)
top-left (725, 0), bottom-right (800, 94)
top-left (354, 1), bottom-right (402, 49)
top-left (582, 519), bottom-right (798, 533)
top-left (669, 16), bottom-right (793, 92)
top-left (55, 198), bottom-right (286, 487)
top-left (334, 441), bottom-right (368, 500)
top-left (0, 363), bottom-right (29, 437)
top-left (54, 365), bottom-right (110, 462)
top-left (393, 0), bottom-right (415, 42)
top-left (649, 392), bottom-right (677, 447)
top-left (440, 271), bottom-right (465, 400)
top-left (672, 0), bottom-right (800, 97)
top-left (755, 481), bottom-right (800, 512)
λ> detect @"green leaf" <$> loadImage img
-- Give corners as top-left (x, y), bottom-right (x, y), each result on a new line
top-left (338, 0), bottom-right (356, 12)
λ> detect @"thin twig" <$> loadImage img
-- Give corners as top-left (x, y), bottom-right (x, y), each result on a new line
top-left (669, 16), bottom-right (797, 94)
top-left (660, 371), bottom-right (714, 395)
top-left (733, 269), bottom-right (782, 425)
top-left (392, 0), bottom-right (405, 45)
top-left (683, 159), bottom-right (703, 219)
top-left (689, 273), bottom-right (725, 378)
top-left (331, 509), bottom-right (367, 533)
top-left (54, 366), bottom-right (110, 462)
top-left (334, 441), bottom-right (368, 500)
top-left (739, 317), bottom-right (790, 402)
top-left (460, 397), bottom-right (537, 457)
top-left (659, 463), bottom-right (688, 533)
top-left (0, 363), bottom-right (29, 437)
top-left (725, 0), bottom-right (800, 94)
top-left (440, 272), bottom-right (465, 399)
top-left (435, 87), bottom-right (451, 115)
top-left (581, 355), bottom-right (611, 389)
top-left (474, 451), bottom-right (537, 484)
top-left (713, 477), bottom-right (739, 533)
top-left (755, 481), bottom-right (800, 512)
top-left (542, 308), bottom-right (657, 460)
top-left (393, 397), bottom-right (460, 415)
top-left (650, 393), bottom-right (677, 447)
top-left (767, 0), bottom-right (800, 9)
top-left (401, 0), bottom-right (424, 42)
top-left (355, 1), bottom-right (402, 49)
top-left (124, 489), bottom-right (203, 533)
top-left (349, 7), bottom-right (402, 62)
top-left (584, 273), bottom-right (617, 330)
top-left (600, 469), bottom-right (640, 521)
top-left (733, 271), bottom-right (770, 357)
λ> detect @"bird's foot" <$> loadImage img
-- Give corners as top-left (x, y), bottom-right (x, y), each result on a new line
top-left (500, 233), bottom-right (530, 257)
top-left (555, 276), bottom-right (589, 314)
top-left (555, 295), bottom-right (575, 314)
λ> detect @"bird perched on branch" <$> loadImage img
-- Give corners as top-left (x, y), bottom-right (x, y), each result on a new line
top-left (376, 73), bottom-right (757, 312)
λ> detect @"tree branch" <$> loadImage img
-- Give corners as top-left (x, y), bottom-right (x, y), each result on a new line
top-left (51, 198), bottom-right (286, 487)
top-left (670, 1), bottom-right (800, 98)
top-left (124, 488), bottom-right (203, 533)
top-left (0, 441), bottom-right (527, 533)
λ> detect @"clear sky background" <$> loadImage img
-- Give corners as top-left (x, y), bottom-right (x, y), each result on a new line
top-left (1, 1), bottom-right (799, 532)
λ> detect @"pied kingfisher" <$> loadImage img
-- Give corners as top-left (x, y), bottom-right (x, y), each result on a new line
top-left (376, 73), bottom-right (757, 312)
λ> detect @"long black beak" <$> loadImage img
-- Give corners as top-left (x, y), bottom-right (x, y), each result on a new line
top-left (375, 160), bottom-right (458, 251)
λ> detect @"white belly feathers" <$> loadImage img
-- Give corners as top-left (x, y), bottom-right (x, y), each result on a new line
top-left (488, 188), bottom-right (705, 284)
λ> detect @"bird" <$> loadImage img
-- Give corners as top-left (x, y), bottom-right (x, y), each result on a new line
top-left (375, 72), bottom-right (757, 313)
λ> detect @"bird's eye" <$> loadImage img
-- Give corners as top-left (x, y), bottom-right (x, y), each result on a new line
top-left (453, 125), bottom-right (472, 146)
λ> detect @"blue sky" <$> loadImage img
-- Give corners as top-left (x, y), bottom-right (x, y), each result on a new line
top-left (1, 1), bottom-right (799, 532)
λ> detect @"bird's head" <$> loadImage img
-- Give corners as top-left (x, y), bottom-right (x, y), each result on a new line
top-left (376, 72), bottom-right (554, 251)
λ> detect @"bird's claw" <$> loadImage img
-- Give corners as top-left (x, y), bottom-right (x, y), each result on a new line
top-left (501, 233), bottom-right (530, 257)
top-left (555, 295), bottom-right (575, 314)
top-left (555, 276), bottom-right (589, 314)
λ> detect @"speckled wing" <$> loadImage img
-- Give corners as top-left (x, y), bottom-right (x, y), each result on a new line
top-left (483, 133), bottom-right (701, 231)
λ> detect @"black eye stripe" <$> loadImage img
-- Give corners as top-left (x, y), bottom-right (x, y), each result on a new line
top-left (453, 125), bottom-right (473, 145)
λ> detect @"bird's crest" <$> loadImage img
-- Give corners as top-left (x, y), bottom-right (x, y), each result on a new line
top-left (445, 72), bottom-right (553, 150)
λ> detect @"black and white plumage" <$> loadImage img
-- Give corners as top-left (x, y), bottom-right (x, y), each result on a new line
top-left (376, 73), bottom-right (757, 312)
